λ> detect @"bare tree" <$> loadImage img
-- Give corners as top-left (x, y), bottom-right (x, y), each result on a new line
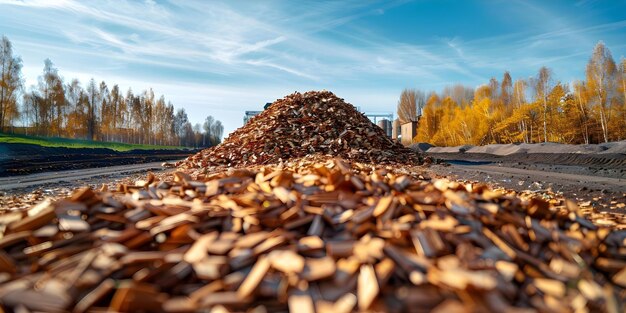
top-left (621, 58), bottom-right (626, 107)
top-left (22, 88), bottom-right (40, 134)
top-left (501, 71), bottom-right (513, 107)
top-left (442, 84), bottom-right (474, 107)
top-left (64, 79), bottom-right (85, 138)
top-left (173, 108), bottom-right (189, 146)
top-left (572, 81), bottom-right (591, 144)
top-left (488, 77), bottom-right (499, 101)
top-left (110, 84), bottom-right (121, 141)
top-left (0, 36), bottom-right (22, 132)
top-left (397, 88), bottom-right (424, 124)
top-left (532, 66), bottom-right (553, 142)
top-left (512, 79), bottom-right (529, 143)
top-left (86, 78), bottom-right (100, 140)
top-left (211, 120), bottom-right (224, 145)
top-left (203, 115), bottom-right (214, 146)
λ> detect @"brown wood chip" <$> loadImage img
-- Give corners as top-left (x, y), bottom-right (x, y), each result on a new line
top-left (237, 255), bottom-right (270, 299)
top-left (288, 291), bottom-right (315, 313)
top-left (357, 264), bottom-right (379, 310)
top-left (269, 250), bottom-right (305, 274)
top-left (302, 256), bottom-right (336, 281)
top-left (183, 232), bottom-right (217, 264)
top-left (8, 206), bottom-right (55, 232)
top-left (73, 279), bottom-right (115, 313)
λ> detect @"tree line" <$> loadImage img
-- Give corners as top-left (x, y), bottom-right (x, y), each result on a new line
top-left (0, 35), bottom-right (223, 148)
top-left (397, 42), bottom-right (626, 146)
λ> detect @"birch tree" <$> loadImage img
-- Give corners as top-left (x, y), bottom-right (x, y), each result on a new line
top-left (586, 41), bottom-right (617, 142)
top-left (533, 66), bottom-right (553, 142)
top-left (0, 36), bottom-right (22, 132)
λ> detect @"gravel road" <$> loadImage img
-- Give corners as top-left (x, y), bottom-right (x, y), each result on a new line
top-left (0, 161), bottom-right (175, 191)
top-left (427, 161), bottom-right (626, 212)
top-left (0, 161), bottom-right (176, 210)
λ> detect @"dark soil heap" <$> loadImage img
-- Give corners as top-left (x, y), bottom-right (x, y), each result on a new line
top-left (179, 91), bottom-right (420, 168)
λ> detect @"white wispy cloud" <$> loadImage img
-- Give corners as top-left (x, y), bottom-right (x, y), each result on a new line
top-left (1, 0), bottom-right (624, 135)
top-left (1, 0), bottom-right (444, 83)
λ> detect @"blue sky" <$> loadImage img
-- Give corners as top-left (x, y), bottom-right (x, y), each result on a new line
top-left (0, 0), bottom-right (625, 136)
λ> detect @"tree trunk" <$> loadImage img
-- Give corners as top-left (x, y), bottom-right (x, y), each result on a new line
top-left (0, 57), bottom-right (6, 132)
top-left (599, 108), bottom-right (609, 143)
top-left (543, 97), bottom-right (548, 142)
top-left (577, 95), bottom-right (589, 144)
top-left (623, 79), bottom-right (626, 138)
top-left (0, 92), bottom-right (5, 132)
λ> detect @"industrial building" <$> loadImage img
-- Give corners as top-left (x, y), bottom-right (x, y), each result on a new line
top-left (401, 120), bottom-right (419, 146)
top-left (243, 103), bottom-right (273, 124)
top-left (377, 119), bottom-right (392, 138)
top-left (243, 111), bottom-right (262, 124)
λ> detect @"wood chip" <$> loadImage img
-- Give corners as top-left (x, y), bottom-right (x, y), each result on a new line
top-left (269, 250), bottom-right (304, 274)
top-left (237, 256), bottom-right (270, 299)
top-left (73, 279), bottom-right (115, 313)
top-left (8, 206), bottom-right (55, 232)
top-left (288, 291), bottom-right (314, 313)
top-left (302, 256), bottom-right (336, 281)
top-left (534, 278), bottom-right (566, 298)
top-left (373, 196), bottom-right (393, 217)
top-left (357, 264), bottom-right (379, 310)
top-left (183, 232), bottom-right (217, 264)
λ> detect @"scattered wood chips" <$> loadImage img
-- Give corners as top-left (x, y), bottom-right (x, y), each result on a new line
top-left (0, 158), bottom-right (624, 312)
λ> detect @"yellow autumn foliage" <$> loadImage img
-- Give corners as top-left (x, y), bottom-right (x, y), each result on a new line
top-left (408, 42), bottom-right (626, 146)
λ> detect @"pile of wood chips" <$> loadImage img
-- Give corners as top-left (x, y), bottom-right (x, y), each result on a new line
top-left (177, 91), bottom-right (420, 169)
top-left (1, 91), bottom-right (625, 312)
top-left (0, 157), bottom-right (624, 312)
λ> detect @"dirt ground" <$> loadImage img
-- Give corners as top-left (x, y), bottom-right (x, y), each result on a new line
top-left (4, 140), bottom-right (626, 217)
top-left (428, 152), bottom-right (626, 178)
top-left (0, 162), bottom-right (175, 210)
top-left (0, 143), bottom-right (195, 176)
top-left (426, 153), bottom-right (626, 213)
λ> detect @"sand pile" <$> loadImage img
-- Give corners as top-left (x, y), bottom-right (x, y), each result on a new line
top-left (179, 91), bottom-right (420, 169)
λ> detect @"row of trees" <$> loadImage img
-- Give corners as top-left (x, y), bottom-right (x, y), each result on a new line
top-left (397, 42), bottom-right (626, 146)
top-left (0, 35), bottom-right (223, 148)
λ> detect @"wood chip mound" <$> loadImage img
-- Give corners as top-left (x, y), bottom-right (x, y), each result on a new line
top-left (177, 91), bottom-right (421, 169)
top-left (0, 158), bottom-right (624, 312)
